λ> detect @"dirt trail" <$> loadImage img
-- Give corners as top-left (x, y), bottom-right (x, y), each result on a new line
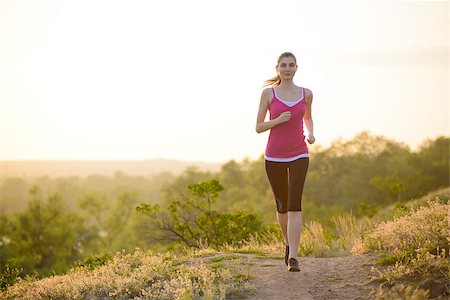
top-left (227, 252), bottom-right (384, 300)
top-left (241, 255), bottom-right (378, 300)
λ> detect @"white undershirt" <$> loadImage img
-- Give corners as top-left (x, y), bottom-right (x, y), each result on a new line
top-left (265, 152), bottom-right (309, 162)
top-left (273, 87), bottom-right (304, 107)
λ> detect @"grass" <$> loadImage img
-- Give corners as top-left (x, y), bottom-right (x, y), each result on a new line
top-left (225, 249), bottom-right (267, 255)
top-left (375, 283), bottom-right (430, 299)
top-left (1, 189), bottom-right (448, 299)
top-left (209, 255), bottom-right (242, 263)
top-left (362, 197), bottom-right (449, 299)
top-left (375, 249), bottom-right (417, 266)
top-left (0, 248), bottom-right (255, 300)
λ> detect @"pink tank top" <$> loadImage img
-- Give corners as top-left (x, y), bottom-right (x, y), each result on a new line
top-left (265, 87), bottom-right (309, 158)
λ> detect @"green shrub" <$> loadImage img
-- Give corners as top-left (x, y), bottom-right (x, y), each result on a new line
top-left (73, 252), bottom-right (112, 271)
top-left (0, 266), bottom-right (21, 291)
top-left (137, 179), bottom-right (265, 249)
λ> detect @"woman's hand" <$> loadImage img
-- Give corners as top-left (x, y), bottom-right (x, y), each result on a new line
top-left (276, 111), bottom-right (291, 124)
top-left (307, 134), bottom-right (315, 144)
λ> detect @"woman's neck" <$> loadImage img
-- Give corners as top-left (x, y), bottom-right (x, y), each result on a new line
top-left (278, 80), bottom-right (296, 90)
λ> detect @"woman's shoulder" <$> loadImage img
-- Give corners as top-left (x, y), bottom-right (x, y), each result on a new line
top-left (302, 87), bottom-right (313, 102)
top-left (301, 86), bottom-right (312, 95)
top-left (262, 86), bottom-right (274, 95)
top-left (260, 87), bottom-right (275, 106)
top-left (261, 86), bottom-right (275, 99)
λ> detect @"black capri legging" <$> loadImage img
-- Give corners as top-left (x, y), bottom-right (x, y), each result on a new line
top-left (265, 157), bottom-right (309, 213)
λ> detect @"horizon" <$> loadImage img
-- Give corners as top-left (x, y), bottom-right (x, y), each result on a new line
top-left (0, 132), bottom-right (447, 165)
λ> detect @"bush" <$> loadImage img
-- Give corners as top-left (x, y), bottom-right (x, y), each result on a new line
top-left (363, 198), bottom-right (449, 299)
top-left (137, 179), bottom-right (265, 249)
top-left (0, 266), bottom-right (21, 291)
top-left (72, 252), bottom-right (112, 271)
top-left (364, 198), bottom-right (449, 257)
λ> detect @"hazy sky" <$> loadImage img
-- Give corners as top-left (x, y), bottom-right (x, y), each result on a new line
top-left (0, 0), bottom-right (448, 163)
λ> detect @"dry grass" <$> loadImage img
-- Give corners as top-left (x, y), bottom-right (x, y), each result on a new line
top-left (0, 248), bottom-right (251, 300)
top-left (360, 197), bottom-right (450, 298)
top-left (364, 198), bottom-right (448, 256)
top-left (375, 283), bottom-right (430, 300)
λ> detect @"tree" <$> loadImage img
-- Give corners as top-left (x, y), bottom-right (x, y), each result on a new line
top-left (415, 137), bottom-right (450, 192)
top-left (3, 186), bottom-right (87, 276)
top-left (160, 166), bottom-right (213, 202)
top-left (136, 179), bottom-right (264, 249)
top-left (77, 190), bottom-right (139, 251)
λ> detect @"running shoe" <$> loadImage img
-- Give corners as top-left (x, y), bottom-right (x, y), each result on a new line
top-left (288, 257), bottom-right (300, 272)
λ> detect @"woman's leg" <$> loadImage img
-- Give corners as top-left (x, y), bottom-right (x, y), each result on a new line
top-left (277, 212), bottom-right (288, 246)
top-left (287, 158), bottom-right (309, 260)
top-left (265, 160), bottom-right (289, 245)
top-left (287, 211), bottom-right (302, 259)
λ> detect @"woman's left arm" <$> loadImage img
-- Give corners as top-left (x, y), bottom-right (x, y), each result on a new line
top-left (304, 89), bottom-right (315, 144)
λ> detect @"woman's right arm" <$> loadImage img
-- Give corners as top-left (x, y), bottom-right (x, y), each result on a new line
top-left (255, 88), bottom-right (290, 133)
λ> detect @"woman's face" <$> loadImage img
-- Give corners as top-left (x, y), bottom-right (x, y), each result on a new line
top-left (276, 56), bottom-right (297, 80)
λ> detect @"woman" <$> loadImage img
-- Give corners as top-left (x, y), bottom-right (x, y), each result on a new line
top-left (255, 52), bottom-right (315, 272)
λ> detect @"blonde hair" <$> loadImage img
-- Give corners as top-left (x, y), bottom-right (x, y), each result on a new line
top-left (263, 52), bottom-right (297, 87)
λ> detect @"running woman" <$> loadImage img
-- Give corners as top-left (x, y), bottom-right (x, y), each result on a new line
top-left (255, 52), bottom-right (315, 272)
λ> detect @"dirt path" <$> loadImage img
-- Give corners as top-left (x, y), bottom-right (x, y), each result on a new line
top-left (200, 252), bottom-right (384, 300)
top-left (240, 252), bottom-right (383, 300)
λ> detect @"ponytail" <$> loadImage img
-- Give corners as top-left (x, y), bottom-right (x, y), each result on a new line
top-left (263, 75), bottom-right (281, 87)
